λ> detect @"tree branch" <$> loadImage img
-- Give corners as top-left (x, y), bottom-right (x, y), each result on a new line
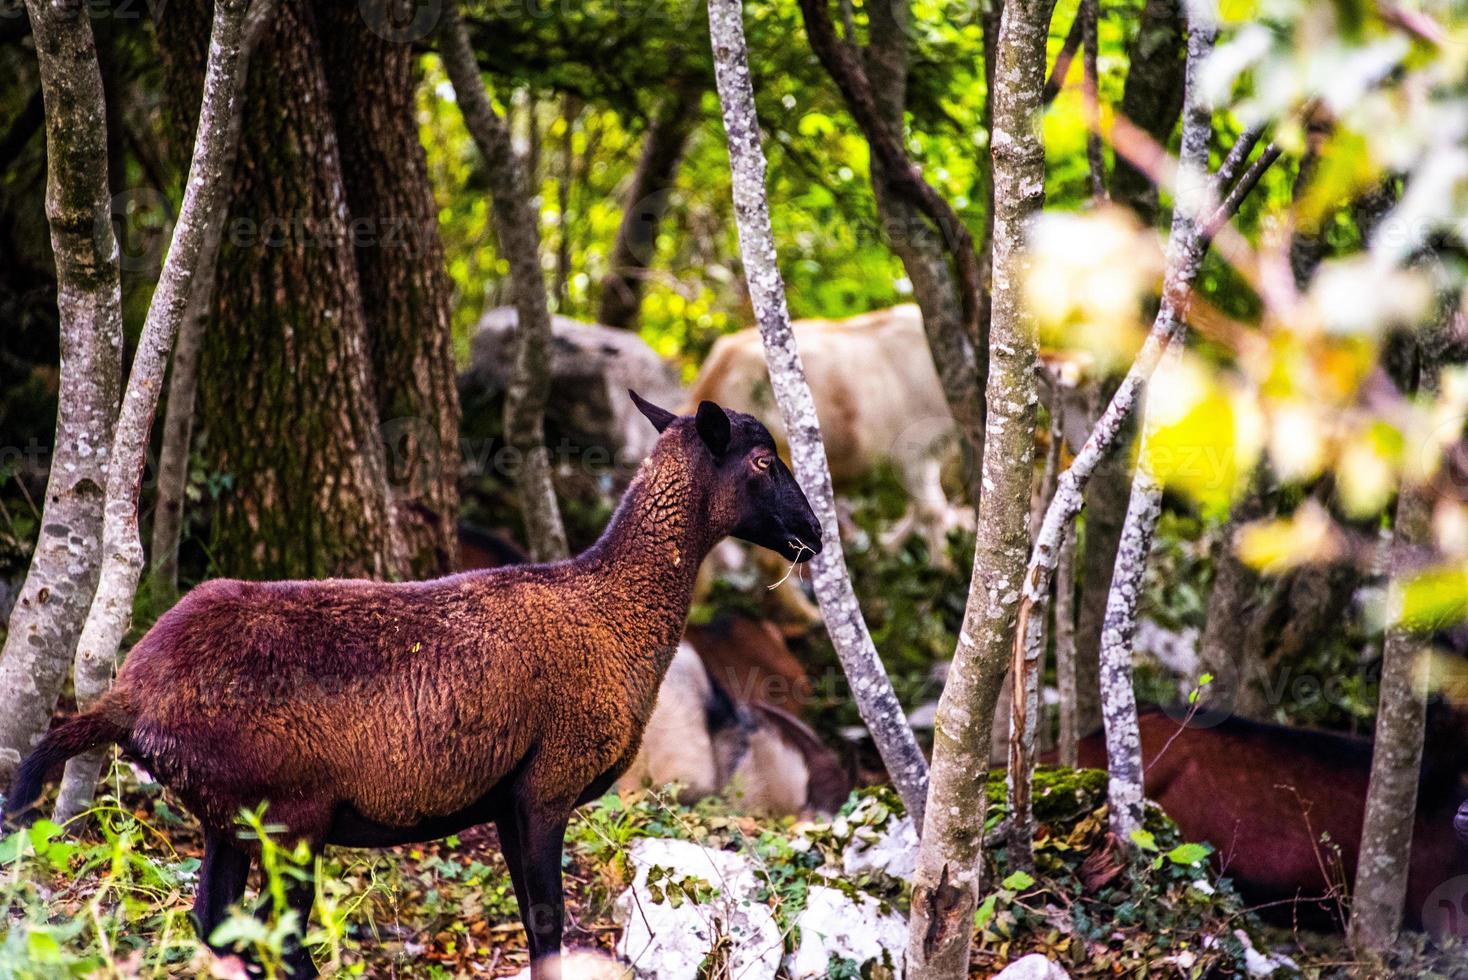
top-left (439, 0), bottom-right (568, 562)
top-left (55, 0), bottom-right (268, 822)
top-left (707, 0), bottom-right (931, 825)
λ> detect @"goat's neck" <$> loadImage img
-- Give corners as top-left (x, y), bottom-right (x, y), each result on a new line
top-left (583, 447), bottom-right (719, 649)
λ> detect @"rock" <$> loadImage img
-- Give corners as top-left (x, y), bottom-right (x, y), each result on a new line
top-left (785, 885), bottom-right (905, 978)
top-left (462, 307), bottom-right (684, 471)
top-left (1233, 929), bottom-right (1300, 977)
top-left (614, 838), bottom-right (781, 980)
top-left (841, 812), bottom-right (919, 882)
top-left (511, 950), bottom-right (632, 980)
top-left (992, 953), bottom-right (1071, 980)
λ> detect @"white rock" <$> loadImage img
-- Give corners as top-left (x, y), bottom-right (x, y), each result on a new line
top-left (842, 814), bottom-right (919, 882)
top-left (992, 953), bottom-right (1071, 980)
top-left (1233, 928), bottom-right (1299, 977)
top-left (614, 838), bottom-right (781, 980)
top-left (785, 886), bottom-right (905, 978)
top-left (511, 950), bottom-right (632, 980)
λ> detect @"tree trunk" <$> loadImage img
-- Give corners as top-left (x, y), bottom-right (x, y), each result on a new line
top-left (1109, 0), bottom-right (1186, 225)
top-left (317, 0), bottom-right (463, 578)
top-left (148, 0), bottom-right (273, 605)
top-left (1054, 517), bottom-right (1080, 767)
top-left (439, 0), bottom-right (568, 562)
top-left (707, 0), bottom-right (930, 823)
top-left (907, 0), bottom-right (1048, 967)
top-left (1071, 0), bottom-right (1187, 735)
top-left (805, 0), bottom-right (988, 487)
top-left (160, 0), bottom-right (402, 583)
top-left (597, 90), bottom-right (697, 330)
top-left (54, 0), bottom-right (262, 823)
top-left (1350, 327), bottom-right (1447, 949)
top-left (0, 0), bottom-right (123, 785)
top-left (1095, 349), bottom-right (1173, 840)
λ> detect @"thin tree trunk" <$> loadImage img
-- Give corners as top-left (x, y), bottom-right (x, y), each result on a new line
top-left (1054, 517), bottom-right (1080, 767)
top-left (1006, 13), bottom-right (1218, 857)
top-left (318, 0), bottom-right (463, 578)
top-left (1095, 344), bottom-right (1175, 840)
top-left (1108, 0), bottom-right (1186, 225)
top-left (54, 0), bottom-right (264, 823)
top-left (0, 0), bottom-right (123, 785)
top-left (439, 0), bottom-right (568, 562)
top-left (802, 0), bottom-right (988, 483)
top-left (707, 0), bottom-right (930, 823)
top-left (554, 94), bottom-right (577, 311)
top-left (148, 0), bottom-right (271, 604)
top-left (1081, 0), bottom-right (1105, 201)
top-left (598, 90), bottom-right (697, 330)
top-left (1072, 0), bottom-right (1187, 734)
top-left (1350, 329), bottom-right (1445, 949)
top-left (908, 0), bottom-right (1048, 966)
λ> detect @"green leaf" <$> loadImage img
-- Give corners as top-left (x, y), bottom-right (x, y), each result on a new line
top-left (27, 929), bottom-right (63, 962)
top-left (973, 893), bottom-right (997, 929)
top-left (1129, 829), bottom-right (1158, 852)
top-left (1167, 842), bottom-right (1210, 866)
top-left (1001, 870), bottom-right (1035, 891)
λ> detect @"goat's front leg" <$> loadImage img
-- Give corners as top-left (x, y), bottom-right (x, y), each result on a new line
top-left (508, 797), bottom-right (571, 980)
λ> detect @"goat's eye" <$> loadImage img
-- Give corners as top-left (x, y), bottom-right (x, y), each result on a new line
top-left (752, 454), bottom-right (773, 473)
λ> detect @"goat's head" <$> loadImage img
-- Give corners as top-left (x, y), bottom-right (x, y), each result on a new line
top-left (630, 391), bottom-right (823, 563)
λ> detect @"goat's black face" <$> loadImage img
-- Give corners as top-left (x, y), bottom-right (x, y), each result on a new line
top-left (631, 391), bottom-right (823, 562)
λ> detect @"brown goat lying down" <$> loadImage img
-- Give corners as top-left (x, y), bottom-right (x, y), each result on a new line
top-left (4, 394), bottom-right (823, 980)
top-left (1077, 708), bottom-right (1468, 936)
top-left (617, 640), bottom-right (852, 815)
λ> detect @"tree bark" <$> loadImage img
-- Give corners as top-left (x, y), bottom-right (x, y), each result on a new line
top-left (1109, 0), bottom-right (1186, 225)
top-left (802, 0), bottom-right (988, 483)
top-left (1054, 517), bottom-right (1080, 767)
top-left (1006, 12), bottom-right (1219, 854)
top-left (707, 0), bottom-right (930, 823)
top-left (1071, 0), bottom-right (1188, 735)
top-left (1350, 326), bottom-right (1446, 949)
top-left (1095, 346), bottom-right (1174, 840)
top-left (54, 0), bottom-right (263, 823)
top-left (439, 0), bottom-right (568, 562)
top-left (148, 0), bottom-right (272, 604)
top-left (318, 0), bottom-right (463, 578)
top-left (597, 90), bottom-right (697, 330)
top-left (0, 0), bottom-right (123, 785)
top-left (160, 0), bottom-right (403, 583)
top-left (907, 0), bottom-right (1048, 967)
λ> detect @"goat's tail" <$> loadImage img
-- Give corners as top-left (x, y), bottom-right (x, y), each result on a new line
top-left (3, 698), bottom-right (133, 826)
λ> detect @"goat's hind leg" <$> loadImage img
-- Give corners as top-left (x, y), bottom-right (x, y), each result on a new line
top-left (508, 799), bottom-right (571, 980)
top-left (193, 830), bottom-right (252, 956)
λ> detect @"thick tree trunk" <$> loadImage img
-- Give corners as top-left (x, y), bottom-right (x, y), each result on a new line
top-left (148, 0), bottom-right (272, 604)
top-left (597, 91), bottom-right (697, 330)
top-left (707, 0), bottom-right (930, 823)
top-left (0, 0), bottom-right (123, 785)
top-left (160, 0), bottom-right (402, 582)
top-left (907, 0), bottom-right (1048, 968)
top-left (54, 0), bottom-right (261, 822)
top-left (439, 0), bottom-right (568, 562)
top-left (802, 0), bottom-right (988, 482)
top-left (318, 0), bottom-right (462, 578)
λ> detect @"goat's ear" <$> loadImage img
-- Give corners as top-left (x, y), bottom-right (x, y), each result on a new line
top-left (695, 401), bottom-right (732, 458)
top-left (629, 390), bottom-right (676, 433)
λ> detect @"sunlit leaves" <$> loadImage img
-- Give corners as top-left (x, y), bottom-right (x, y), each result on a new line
top-left (1026, 208), bottom-right (1164, 372)
top-left (1236, 501), bottom-right (1340, 574)
top-left (1143, 355), bottom-right (1264, 513)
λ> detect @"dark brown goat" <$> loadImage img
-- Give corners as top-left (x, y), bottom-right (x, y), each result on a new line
top-left (4, 394), bottom-right (822, 980)
top-left (1077, 709), bottom-right (1468, 936)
